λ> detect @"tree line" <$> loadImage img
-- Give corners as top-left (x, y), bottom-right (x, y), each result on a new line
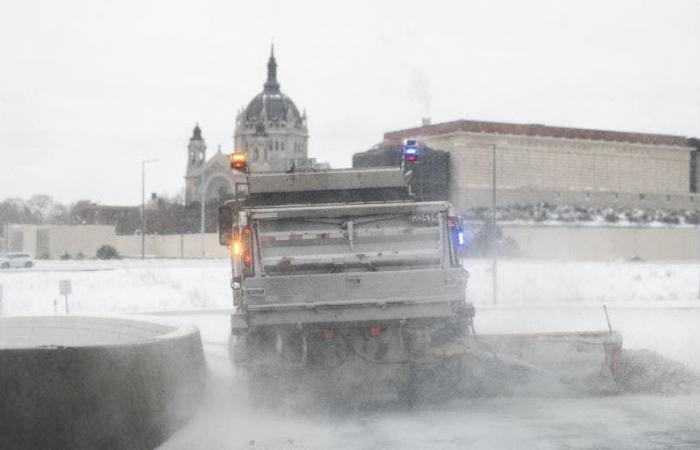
top-left (0, 194), bottom-right (222, 235)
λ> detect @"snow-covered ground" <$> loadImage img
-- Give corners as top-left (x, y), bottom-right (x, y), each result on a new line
top-left (1, 258), bottom-right (698, 315)
top-left (2, 258), bottom-right (700, 449)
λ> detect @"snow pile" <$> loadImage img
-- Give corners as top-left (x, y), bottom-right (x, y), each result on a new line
top-left (618, 349), bottom-right (700, 395)
top-left (0, 259), bottom-right (231, 315)
top-left (465, 260), bottom-right (699, 306)
top-left (464, 204), bottom-right (700, 227)
top-left (1, 259), bottom-right (698, 317)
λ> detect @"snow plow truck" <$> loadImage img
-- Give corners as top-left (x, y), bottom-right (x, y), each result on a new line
top-left (218, 150), bottom-right (622, 406)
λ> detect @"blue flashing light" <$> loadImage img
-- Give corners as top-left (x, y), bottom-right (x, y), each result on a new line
top-left (402, 139), bottom-right (421, 162)
top-left (448, 216), bottom-right (468, 253)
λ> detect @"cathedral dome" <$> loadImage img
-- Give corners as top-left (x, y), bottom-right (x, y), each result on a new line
top-left (243, 92), bottom-right (303, 126)
top-left (240, 47), bottom-right (305, 130)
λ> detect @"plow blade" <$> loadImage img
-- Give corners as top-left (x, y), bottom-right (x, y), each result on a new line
top-left (473, 330), bottom-right (623, 396)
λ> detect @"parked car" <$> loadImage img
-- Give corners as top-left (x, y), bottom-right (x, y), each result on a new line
top-left (0, 252), bottom-right (34, 269)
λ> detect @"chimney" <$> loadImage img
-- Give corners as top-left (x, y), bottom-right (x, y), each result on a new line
top-left (422, 117), bottom-right (431, 126)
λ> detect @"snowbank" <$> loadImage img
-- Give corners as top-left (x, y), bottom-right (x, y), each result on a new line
top-left (1, 259), bottom-right (698, 317)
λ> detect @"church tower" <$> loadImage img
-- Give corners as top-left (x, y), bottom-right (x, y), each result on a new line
top-left (184, 124), bottom-right (206, 204)
top-left (234, 46), bottom-right (309, 172)
top-left (183, 47), bottom-right (311, 206)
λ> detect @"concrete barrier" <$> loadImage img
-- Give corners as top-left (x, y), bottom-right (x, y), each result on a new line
top-left (0, 316), bottom-right (206, 450)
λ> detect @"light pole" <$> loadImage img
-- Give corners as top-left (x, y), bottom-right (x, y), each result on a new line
top-left (490, 144), bottom-right (498, 306)
top-left (200, 166), bottom-right (206, 258)
top-left (141, 159), bottom-right (157, 259)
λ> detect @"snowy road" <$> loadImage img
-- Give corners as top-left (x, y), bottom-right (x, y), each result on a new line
top-left (158, 307), bottom-right (700, 450)
top-left (2, 259), bottom-right (700, 449)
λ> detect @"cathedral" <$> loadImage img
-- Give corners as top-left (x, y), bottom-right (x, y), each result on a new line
top-left (184, 47), bottom-right (309, 204)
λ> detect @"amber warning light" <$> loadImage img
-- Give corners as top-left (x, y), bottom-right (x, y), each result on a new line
top-left (230, 152), bottom-right (247, 172)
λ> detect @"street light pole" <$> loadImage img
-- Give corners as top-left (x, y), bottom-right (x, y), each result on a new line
top-left (200, 166), bottom-right (206, 258)
top-left (490, 144), bottom-right (498, 306)
top-left (141, 159), bottom-right (157, 259)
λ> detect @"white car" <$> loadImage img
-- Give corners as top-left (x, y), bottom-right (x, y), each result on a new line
top-left (0, 252), bottom-right (34, 269)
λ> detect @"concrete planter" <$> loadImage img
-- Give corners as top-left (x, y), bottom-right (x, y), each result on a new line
top-left (0, 316), bottom-right (206, 450)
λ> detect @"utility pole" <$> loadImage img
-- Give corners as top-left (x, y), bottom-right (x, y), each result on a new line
top-left (490, 144), bottom-right (498, 306)
top-left (141, 159), bottom-right (157, 259)
top-left (180, 195), bottom-right (185, 259)
top-left (200, 164), bottom-right (206, 258)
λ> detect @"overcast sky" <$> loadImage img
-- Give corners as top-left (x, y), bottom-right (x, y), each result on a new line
top-left (1, 0), bottom-right (699, 205)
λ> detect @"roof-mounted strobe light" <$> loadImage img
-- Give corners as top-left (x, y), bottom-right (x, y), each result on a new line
top-left (402, 139), bottom-right (420, 162)
top-left (230, 151), bottom-right (247, 172)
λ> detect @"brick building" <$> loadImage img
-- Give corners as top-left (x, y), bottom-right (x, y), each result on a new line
top-left (381, 120), bottom-right (699, 210)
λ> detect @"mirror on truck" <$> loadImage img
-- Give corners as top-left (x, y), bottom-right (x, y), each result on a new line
top-left (218, 204), bottom-right (234, 246)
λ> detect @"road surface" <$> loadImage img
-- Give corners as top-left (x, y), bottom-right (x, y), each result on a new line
top-left (158, 305), bottom-right (700, 450)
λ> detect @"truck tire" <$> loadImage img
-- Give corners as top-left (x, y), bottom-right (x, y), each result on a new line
top-left (24, 262), bottom-right (33, 268)
top-left (1, 263), bottom-right (8, 269)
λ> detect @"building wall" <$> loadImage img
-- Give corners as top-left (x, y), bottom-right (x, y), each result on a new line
top-left (498, 224), bottom-right (700, 261)
top-left (186, 146), bottom-right (246, 205)
top-left (47, 225), bottom-right (116, 258)
top-left (116, 227), bottom-right (700, 261)
top-left (2, 224), bottom-right (40, 254)
top-left (5, 223), bottom-right (698, 261)
top-left (2, 224), bottom-right (115, 259)
top-left (417, 133), bottom-right (692, 197)
top-left (452, 187), bottom-right (700, 210)
top-left (114, 233), bottom-right (227, 258)
top-left (235, 126), bottom-right (308, 172)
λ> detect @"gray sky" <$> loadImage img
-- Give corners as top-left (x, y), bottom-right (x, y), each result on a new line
top-left (1, 0), bottom-right (699, 205)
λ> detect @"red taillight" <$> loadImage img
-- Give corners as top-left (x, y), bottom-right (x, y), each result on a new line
top-left (370, 326), bottom-right (382, 337)
top-left (242, 227), bottom-right (252, 264)
top-left (322, 329), bottom-right (334, 339)
top-left (240, 226), bottom-right (254, 276)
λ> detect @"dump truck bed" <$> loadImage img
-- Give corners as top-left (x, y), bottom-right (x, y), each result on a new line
top-left (232, 200), bottom-right (466, 331)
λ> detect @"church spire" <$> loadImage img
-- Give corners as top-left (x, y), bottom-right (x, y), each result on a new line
top-left (191, 123), bottom-right (202, 141)
top-left (263, 44), bottom-right (280, 93)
